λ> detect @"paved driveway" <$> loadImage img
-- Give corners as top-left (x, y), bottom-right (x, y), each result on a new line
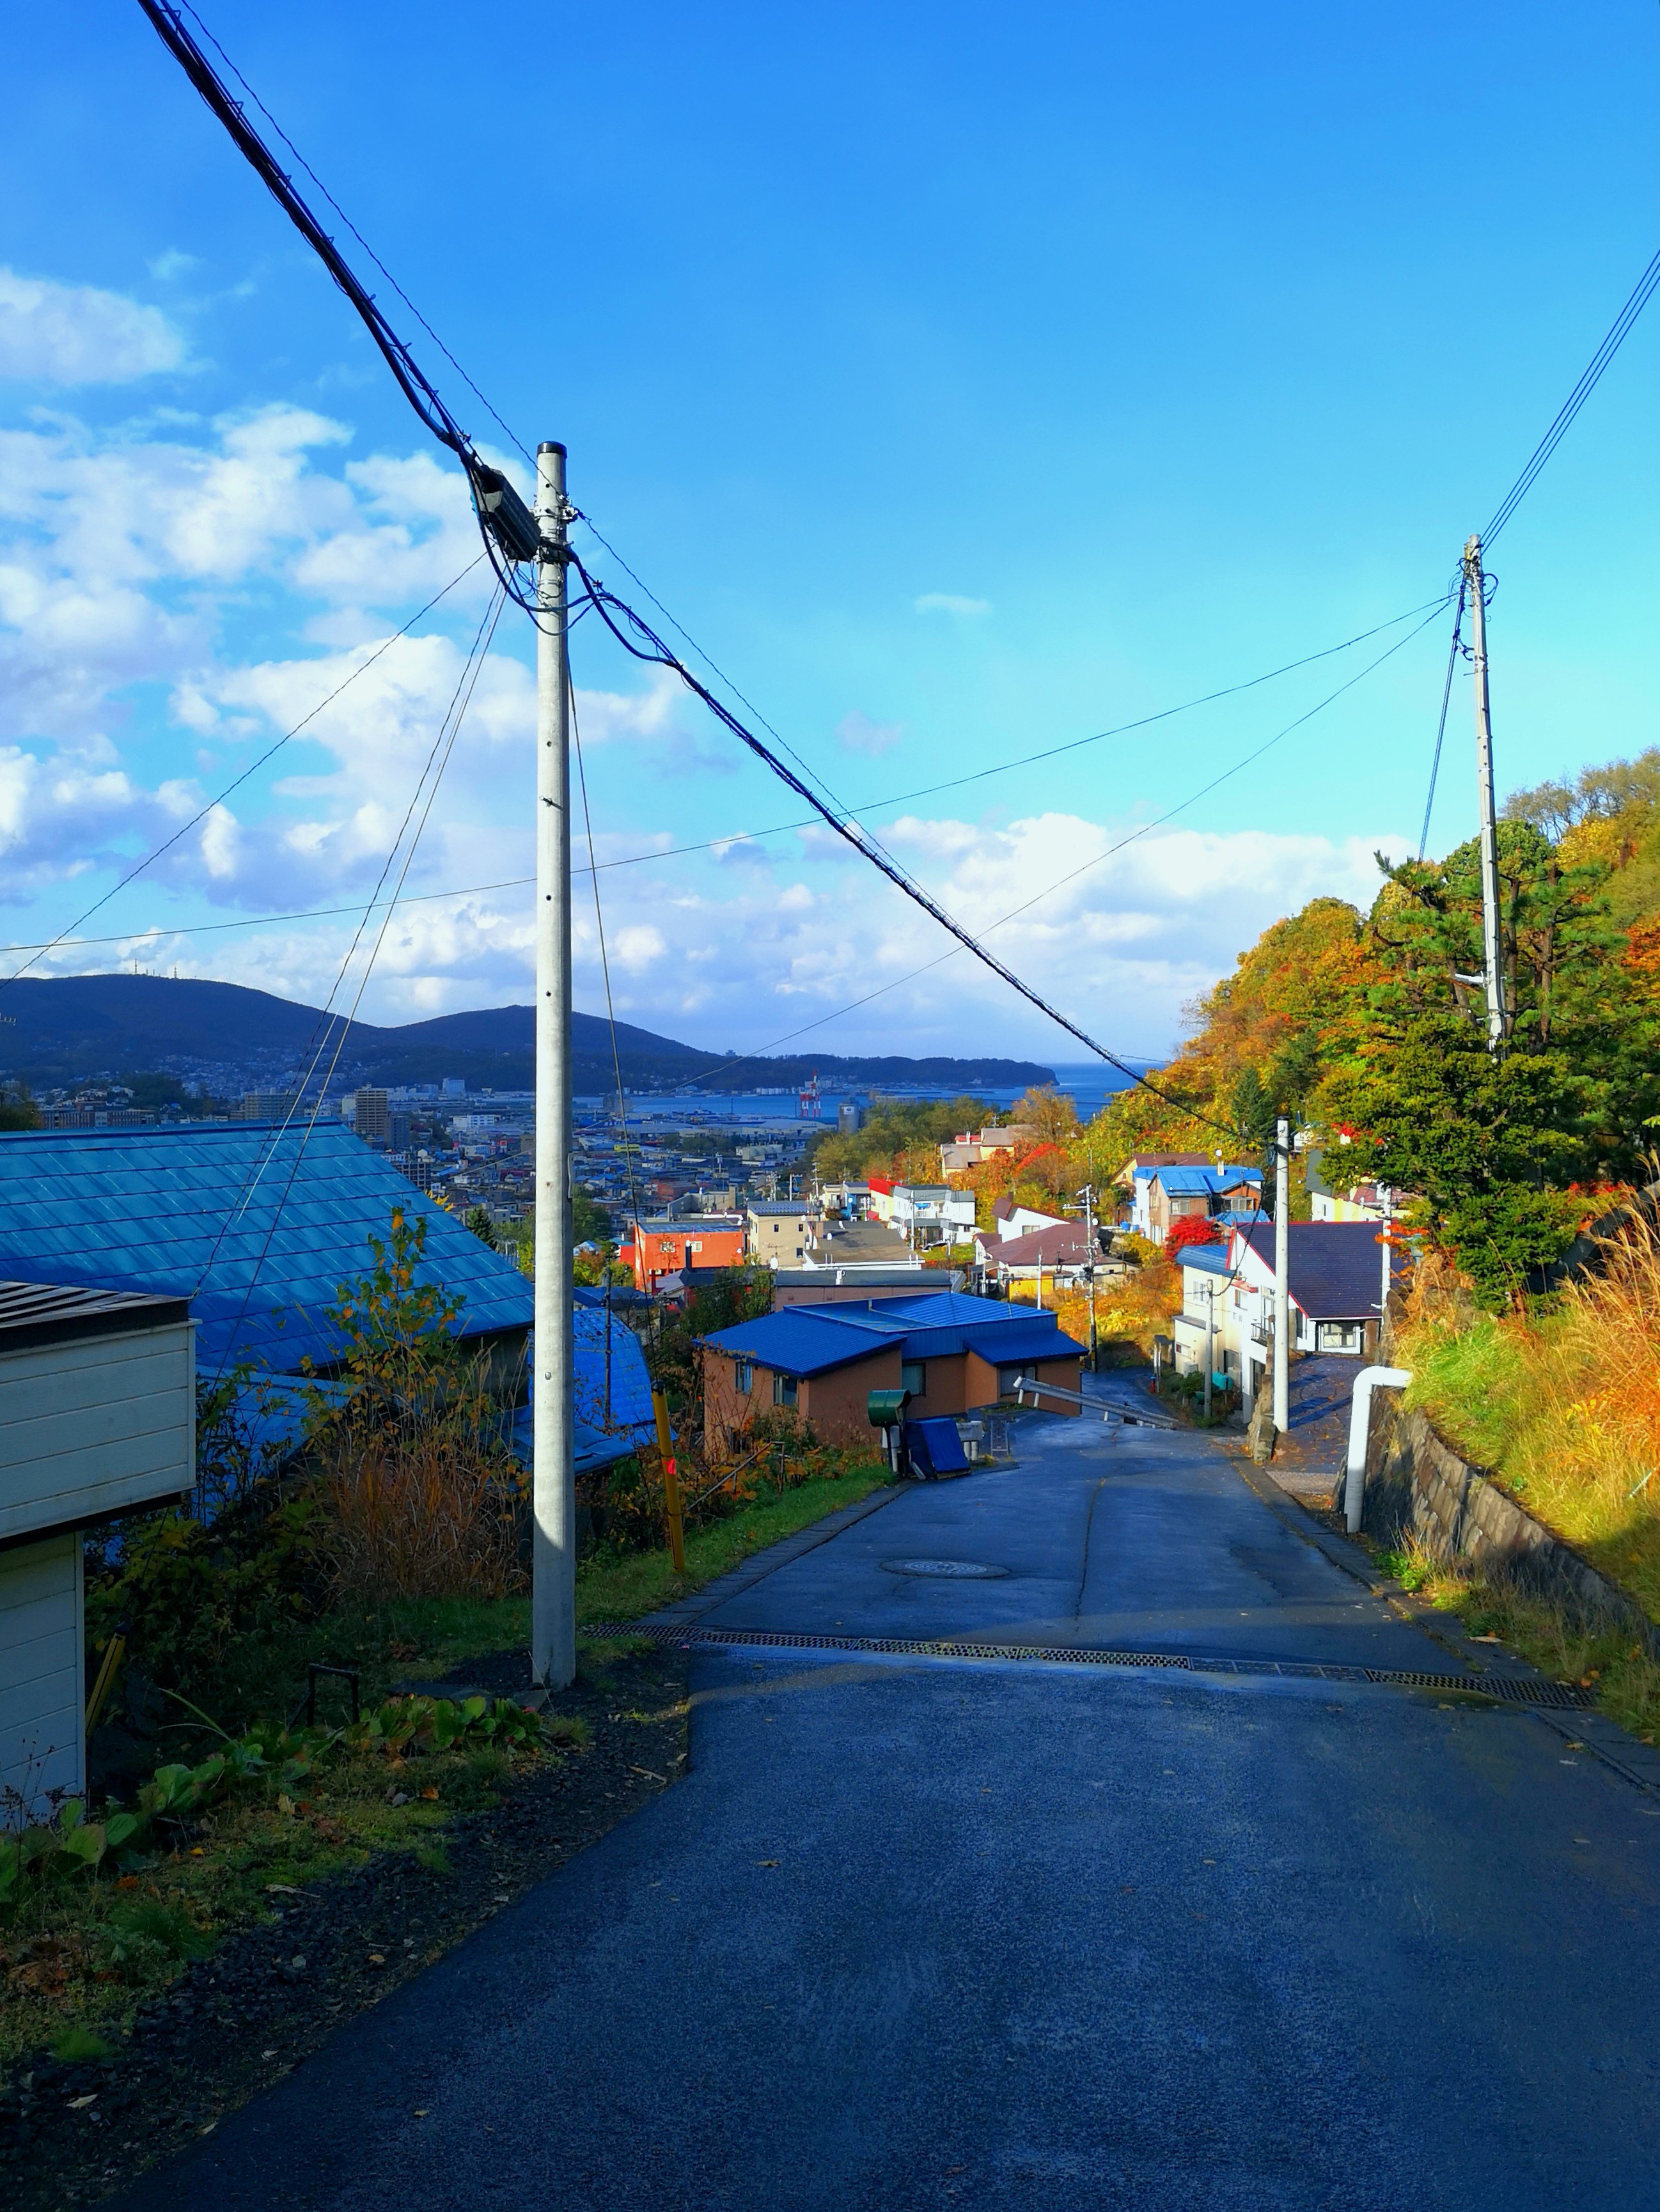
top-left (118, 1412), bottom-right (1660, 2211)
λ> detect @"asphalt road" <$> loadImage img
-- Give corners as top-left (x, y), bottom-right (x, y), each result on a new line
top-left (118, 1409), bottom-right (1660, 2211)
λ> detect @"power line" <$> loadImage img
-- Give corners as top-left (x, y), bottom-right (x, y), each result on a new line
top-left (0, 554), bottom-right (483, 995)
top-left (200, 588), bottom-right (506, 1375)
top-left (568, 556), bottom-right (1447, 1137)
top-left (1482, 237), bottom-right (1660, 545)
top-left (647, 602), bottom-right (1450, 1093)
top-left (569, 673), bottom-right (643, 1258)
top-left (173, 1), bottom-right (533, 472)
top-left (0, 589), bottom-right (1452, 962)
top-left (1418, 586), bottom-right (1466, 860)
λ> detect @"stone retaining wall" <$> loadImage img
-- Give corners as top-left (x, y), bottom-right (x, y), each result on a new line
top-left (1363, 1392), bottom-right (1658, 1650)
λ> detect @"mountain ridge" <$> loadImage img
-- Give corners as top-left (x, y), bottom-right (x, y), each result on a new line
top-left (0, 975), bottom-right (1056, 1096)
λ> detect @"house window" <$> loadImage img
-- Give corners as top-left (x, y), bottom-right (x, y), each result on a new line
top-left (772, 1373), bottom-right (798, 1409)
top-left (1317, 1321), bottom-right (1363, 1353)
top-left (735, 1360), bottom-right (753, 1396)
top-left (901, 1360), bottom-right (926, 1397)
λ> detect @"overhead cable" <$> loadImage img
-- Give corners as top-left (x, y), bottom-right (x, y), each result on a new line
top-left (0, 554), bottom-right (483, 996)
top-left (136, 2), bottom-right (540, 586)
top-left (570, 553), bottom-right (1445, 1137)
top-left (1418, 587), bottom-right (1466, 860)
top-left (1482, 238), bottom-right (1660, 545)
top-left (199, 586), bottom-right (507, 1369)
top-left (636, 602), bottom-right (1451, 1095)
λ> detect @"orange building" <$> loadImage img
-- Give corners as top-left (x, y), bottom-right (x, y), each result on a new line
top-left (622, 1213), bottom-right (746, 1294)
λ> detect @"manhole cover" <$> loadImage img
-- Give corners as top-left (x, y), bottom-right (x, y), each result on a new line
top-left (879, 1559), bottom-right (1010, 1579)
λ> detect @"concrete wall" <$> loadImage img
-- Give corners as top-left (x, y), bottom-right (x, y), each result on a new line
top-left (1364, 1394), bottom-right (1657, 1649)
top-left (1, 1531), bottom-right (83, 1823)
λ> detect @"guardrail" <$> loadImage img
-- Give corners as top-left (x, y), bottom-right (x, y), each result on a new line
top-left (1010, 1375), bottom-right (1179, 1429)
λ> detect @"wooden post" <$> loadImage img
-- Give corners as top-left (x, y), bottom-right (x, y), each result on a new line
top-left (652, 1388), bottom-right (687, 1573)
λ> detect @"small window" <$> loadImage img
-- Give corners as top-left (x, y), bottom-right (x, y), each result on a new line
top-left (735, 1360), bottom-right (753, 1396)
top-left (772, 1373), bottom-right (798, 1409)
top-left (901, 1360), bottom-right (926, 1398)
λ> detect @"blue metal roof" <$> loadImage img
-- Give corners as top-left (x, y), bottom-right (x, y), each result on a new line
top-left (0, 1123), bottom-right (532, 1379)
top-left (1154, 1164), bottom-right (1263, 1197)
top-left (1177, 1243), bottom-right (1231, 1277)
top-left (700, 1293), bottom-right (1084, 1378)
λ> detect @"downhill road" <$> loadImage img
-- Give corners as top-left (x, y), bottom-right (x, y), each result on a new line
top-left (118, 1394), bottom-right (1660, 2211)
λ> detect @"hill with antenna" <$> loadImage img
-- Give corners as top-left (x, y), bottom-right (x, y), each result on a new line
top-left (0, 976), bottom-right (1055, 1098)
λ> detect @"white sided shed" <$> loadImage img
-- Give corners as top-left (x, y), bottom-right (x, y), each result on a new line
top-left (0, 1282), bottom-right (194, 1822)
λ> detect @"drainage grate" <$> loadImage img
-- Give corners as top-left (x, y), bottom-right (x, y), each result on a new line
top-left (587, 1622), bottom-right (1593, 1707)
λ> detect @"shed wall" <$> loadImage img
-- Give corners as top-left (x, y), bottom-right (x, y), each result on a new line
top-left (0, 1323), bottom-right (195, 1543)
top-left (0, 1532), bottom-right (82, 1821)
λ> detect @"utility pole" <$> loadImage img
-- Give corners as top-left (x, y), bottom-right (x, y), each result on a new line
top-left (531, 442), bottom-right (575, 1690)
top-left (1203, 1280), bottom-right (1214, 1424)
top-left (1079, 1183), bottom-right (1099, 1372)
top-left (1273, 1116), bottom-right (1290, 1435)
top-left (1462, 536), bottom-right (1507, 1054)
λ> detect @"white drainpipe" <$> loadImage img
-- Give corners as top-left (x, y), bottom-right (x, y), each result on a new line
top-left (1344, 1366), bottom-right (1411, 1533)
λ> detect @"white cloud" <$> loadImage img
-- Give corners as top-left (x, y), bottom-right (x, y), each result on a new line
top-left (914, 592), bottom-right (991, 618)
top-left (836, 709), bottom-right (902, 756)
top-left (103, 812), bottom-right (1400, 1059)
top-left (146, 251), bottom-right (198, 283)
top-left (0, 269), bottom-right (188, 384)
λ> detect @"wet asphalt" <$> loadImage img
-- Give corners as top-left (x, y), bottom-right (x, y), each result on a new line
top-left (114, 1401), bottom-right (1660, 2211)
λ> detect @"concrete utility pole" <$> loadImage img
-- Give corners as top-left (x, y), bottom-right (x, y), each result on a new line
top-left (1273, 1116), bottom-right (1290, 1434)
top-left (1203, 1280), bottom-right (1215, 1424)
top-left (1462, 536), bottom-right (1508, 1055)
top-left (1078, 1183), bottom-right (1099, 1372)
top-left (531, 442), bottom-right (575, 1690)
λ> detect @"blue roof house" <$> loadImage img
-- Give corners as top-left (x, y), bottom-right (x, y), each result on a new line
top-left (1146, 1162), bottom-right (1263, 1246)
top-left (0, 1125), bottom-right (652, 1476)
top-left (698, 1289), bottom-right (1086, 1450)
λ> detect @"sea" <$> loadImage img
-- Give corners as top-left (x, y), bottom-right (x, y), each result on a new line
top-left (577, 1061), bottom-right (1153, 1137)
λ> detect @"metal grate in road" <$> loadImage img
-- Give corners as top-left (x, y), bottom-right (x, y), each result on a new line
top-left (588, 1622), bottom-right (1595, 1708)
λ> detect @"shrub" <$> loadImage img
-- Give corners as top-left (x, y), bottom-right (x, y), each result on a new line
top-left (299, 1210), bottom-right (526, 1603)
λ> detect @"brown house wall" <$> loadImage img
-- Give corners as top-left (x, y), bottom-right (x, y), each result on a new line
top-left (701, 1344), bottom-right (902, 1453)
top-left (801, 1348), bottom-right (903, 1445)
top-left (962, 1348), bottom-right (1084, 1415)
top-left (704, 1337), bottom-right (1085, 1453)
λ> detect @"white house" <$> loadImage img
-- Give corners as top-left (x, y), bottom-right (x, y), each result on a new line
top-left (746, 1200), bottom-right (814, 1268)
top-left (881, 1185), bottom-right (976, 1249)
top-left (1, 1282), bottom-right (196, 1822)
top-left (991, 1196), bottom-right (1069, 1243)
top-left (1169, 1222), bottom-right (1390, 1403)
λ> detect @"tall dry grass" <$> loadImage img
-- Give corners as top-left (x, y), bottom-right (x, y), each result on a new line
top-left (1398, 1210), bottom-right (1660, 1619)
top-left (317, 1422), bottom-right (524, 1602)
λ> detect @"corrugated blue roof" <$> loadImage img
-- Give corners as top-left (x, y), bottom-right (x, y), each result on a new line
top-left (700, 1293), bottom-right (1084, 1377)
top-left (0, 1123), bottom-right (531, 1378)
top-left (1155, 1164), bottom-right (1263, 1197)
top-left (1178, 1243), bottom-right (1231, 1276)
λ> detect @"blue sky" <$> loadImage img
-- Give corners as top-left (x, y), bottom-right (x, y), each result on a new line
top-left (1, 1), bottom-right (1657, 1065)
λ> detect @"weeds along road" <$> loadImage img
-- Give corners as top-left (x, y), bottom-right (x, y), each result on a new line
top-left (116, 1405), bottom-right (1660, 2212)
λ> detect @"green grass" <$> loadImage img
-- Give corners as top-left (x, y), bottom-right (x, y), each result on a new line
top-left (1379, 1536), bottom-right (1660, 1744)
top-left (1400, 1307), bottom-right (1660, 1627)
top-left (0, 1720), bottom-right (566, 2067)
top-left (576, 1461), bottom-right (889, 1626)
top-left (166, 1593), bottom-right (532, 1743)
